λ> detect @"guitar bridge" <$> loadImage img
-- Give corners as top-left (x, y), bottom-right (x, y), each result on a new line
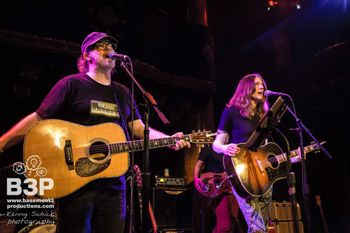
top-left (64, 140), bottom-right (74, 170)
top-left (257, 160), bottom-right (264, 173)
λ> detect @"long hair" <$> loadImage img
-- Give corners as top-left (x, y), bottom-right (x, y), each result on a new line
top-left (77, 55), bottom-right (88, 73)
top-left (227, 73), bottom-right (269, 119)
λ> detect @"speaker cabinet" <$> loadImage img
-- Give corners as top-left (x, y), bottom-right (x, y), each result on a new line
top-left (270, 201), bottom-right (302, 221)
top-left (269, 201), bottom-right (304, 233)
top-left (152, 187), bottom-right (193, 230)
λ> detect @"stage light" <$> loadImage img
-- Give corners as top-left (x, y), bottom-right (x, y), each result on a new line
top-left (267, 0), bottom-right (302, 11)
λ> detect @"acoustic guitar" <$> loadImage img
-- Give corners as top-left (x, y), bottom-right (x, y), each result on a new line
top-left (23, 119), bottom-right (214, 199)
top-left (223, 141), bottom-right (325, 198)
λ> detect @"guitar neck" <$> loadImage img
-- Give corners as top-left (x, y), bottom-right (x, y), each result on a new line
top-left (137, 187), bottom-right (143, 226)
top-left (108, 135), bottom-right (188, 154)
top-left (276, 144), bottom-right (315, 163)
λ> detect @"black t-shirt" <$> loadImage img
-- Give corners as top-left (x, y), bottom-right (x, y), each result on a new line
top-left (36, 73), bottom-right (141, 127)
top-left (198, 146), bottom-right (225, 173)
top-left (36, 73), bottom-right (141, 191)
top-left (217, 106), bottom-right (259, 144)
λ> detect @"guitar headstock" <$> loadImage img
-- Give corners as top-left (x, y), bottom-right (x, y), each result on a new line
top-left (188, 130), bottom-right (216, 147)
top-left (133, 164), bottom-right (142, 188)
top-left (306, 141), bottom-right (326, 154)
top-left (295, 141), bottom-right (326, 160)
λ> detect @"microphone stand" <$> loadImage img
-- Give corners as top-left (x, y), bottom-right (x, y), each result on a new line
top-left (247, 96), bottom-right (300, 232)
top-left (119, 57), bottom-right (170, 233)
top-left (119, 58), bottom-right (136, 233)
top-left (271, 127), bottom-right (299, 233)
top-left (283, 97), bottom-right (332, 233)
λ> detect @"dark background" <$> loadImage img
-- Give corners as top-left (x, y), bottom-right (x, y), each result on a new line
top-left (0, 0), bottom-right (349, 232)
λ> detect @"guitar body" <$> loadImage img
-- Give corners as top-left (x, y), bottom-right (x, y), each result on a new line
top-left (23, 119), bottom-right (214, 199)
top-left (23, 119), bottom-right (129, 199)
top-left (198, 172), bottom-right (231, 199)
top-left (223, 142), bottom-right (289, 198)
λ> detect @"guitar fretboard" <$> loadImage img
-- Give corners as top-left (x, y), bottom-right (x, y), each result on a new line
top-left (260, 144), bottom-right (317, 169)
top-left (109, 136), bottom-right (180, 154)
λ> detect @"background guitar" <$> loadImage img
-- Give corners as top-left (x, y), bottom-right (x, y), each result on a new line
top-left (133, 164), bottom-right (144, 232)
top-left (133, 164), bottom-right (158, 233)
top-left (196, 172), bottom-right (232, 199)
top-left (316, 195), bottom-right (330, 233)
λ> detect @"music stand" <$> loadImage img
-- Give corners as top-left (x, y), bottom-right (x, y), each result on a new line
top-left (246, 96), bottom-right (287, 151)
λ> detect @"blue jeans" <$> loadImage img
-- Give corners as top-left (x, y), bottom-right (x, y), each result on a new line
top-left (56, 179), bottom-right (126, 233)
top-left (232, 188), bottom-right (272, 233)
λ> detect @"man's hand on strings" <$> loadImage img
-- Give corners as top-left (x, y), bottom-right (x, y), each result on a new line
top-left (170, 132), bottom-right (191, 151)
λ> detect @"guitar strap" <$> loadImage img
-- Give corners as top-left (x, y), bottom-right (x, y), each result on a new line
top-left (111, 82), bottom-right (131, 141)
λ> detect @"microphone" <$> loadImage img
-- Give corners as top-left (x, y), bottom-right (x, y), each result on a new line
top-left (264, 90), bottom-right (289, 97)
top-left (107, 52), bottom-right (128, 61)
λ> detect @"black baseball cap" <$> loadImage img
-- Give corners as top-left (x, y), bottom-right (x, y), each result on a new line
top-left (81, 31), bottom-right (118, 54)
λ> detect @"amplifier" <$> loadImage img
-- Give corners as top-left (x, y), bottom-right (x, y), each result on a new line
top-left (269, 201), bottom-right (304, 233)
top-left (270, 201), bottom-right (302, 221)
top-left (152, 187), bottom-right (192, 229)
top-left (155, 176), bottom-right (186, 186)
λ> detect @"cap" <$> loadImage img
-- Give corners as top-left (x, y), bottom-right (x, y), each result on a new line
top-left (81, 31), bottom-right (118, 54)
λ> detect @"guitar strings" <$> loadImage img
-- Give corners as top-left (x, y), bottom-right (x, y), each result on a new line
top-left (70, 132), bottom-right (212, 157)
top-left (70, 136), bottom-right (180, 156)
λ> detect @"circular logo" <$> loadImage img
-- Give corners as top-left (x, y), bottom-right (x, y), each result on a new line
top-left (12, 162), bottom-right (27, 175)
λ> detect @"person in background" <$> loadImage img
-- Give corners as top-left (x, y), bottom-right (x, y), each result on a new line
top-left (194, 146), bottom-right (243, 233)
top-left (0, 31), bottom-right (190, 233)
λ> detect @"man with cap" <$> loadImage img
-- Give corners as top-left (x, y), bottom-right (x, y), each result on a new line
top-left (0, 31), bottom-right (190, 233)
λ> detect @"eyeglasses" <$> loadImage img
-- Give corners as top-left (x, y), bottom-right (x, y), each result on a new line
top-left (88, 40), bottom-right (116, 52)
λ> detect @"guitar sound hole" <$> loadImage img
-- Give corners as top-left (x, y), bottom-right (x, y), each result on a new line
top-left (89, 141), bottom-right (109, 161)
top-left (267, 155), bottom-right (279, 169)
